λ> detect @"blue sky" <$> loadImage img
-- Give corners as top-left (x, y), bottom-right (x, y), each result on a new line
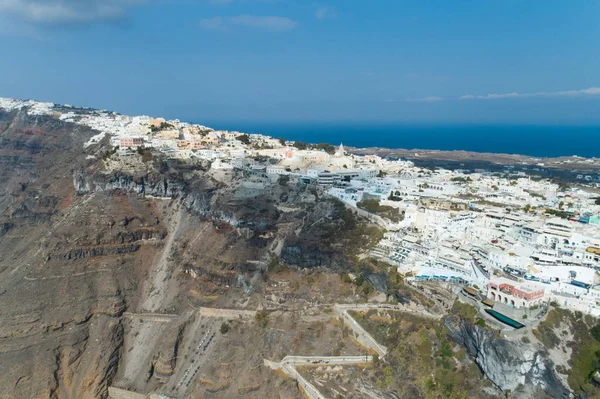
top-left (0, 0), bottom-right (599, 124)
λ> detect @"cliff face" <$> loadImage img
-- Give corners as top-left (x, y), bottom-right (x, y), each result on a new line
top-left (2, 105), bottom-right (578, 399)
top-left (0, 109), bottom-right (166, 399)
top-left (444, 315), bottom-right (571, 398)
top-left (0, 107), bottom-right (362, 398)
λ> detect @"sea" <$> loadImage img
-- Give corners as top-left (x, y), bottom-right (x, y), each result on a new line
top-left (201, 123), bottom-right (600, 159)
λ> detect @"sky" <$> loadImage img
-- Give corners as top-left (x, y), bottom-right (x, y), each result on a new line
top-left (0, 0), bottom-right (599, 125)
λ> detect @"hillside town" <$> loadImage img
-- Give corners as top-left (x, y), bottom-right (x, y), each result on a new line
top-left (3, 97), bottom-right (600, 321)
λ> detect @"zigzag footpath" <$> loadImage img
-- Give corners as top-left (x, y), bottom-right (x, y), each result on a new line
top-left (266, 303), bottom-right (442, 399)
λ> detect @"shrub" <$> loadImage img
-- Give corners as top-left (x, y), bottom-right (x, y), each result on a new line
top-left (314, 143), bottom-right (336, 154)
top-left (357, 199), bottom-right (403, 222)
top-left (293, 141), bottom-right (308, 150)
top-left (278, 175), bottom-right (290, 186)
top-left (137, 148), bottom-right (153, 163)
top-left (545, 208), bottom-right (571, 219)
top-left (236, 134), bottom-right (250, 145)
top-left (220, 322), bottom-right (230, 334)
top-left (254, 310), bottom-right (269, 328)
top-left (591, 324), bottom-right (600, 342)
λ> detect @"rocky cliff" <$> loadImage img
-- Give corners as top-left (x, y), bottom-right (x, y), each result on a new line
top-left (445, 315), bottom-right (571, 398)
top-left (0, 104), bottom-right (580, 399)
top-left (0, 107), bottom-right (369, 398)
top-left (0, 109), bottom-right (167, 399)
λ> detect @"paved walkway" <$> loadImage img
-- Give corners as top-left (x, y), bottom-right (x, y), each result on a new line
top-left (197, 307), bottom-right (257, 319)
top-left (122, 312), bottom-right (179, 323)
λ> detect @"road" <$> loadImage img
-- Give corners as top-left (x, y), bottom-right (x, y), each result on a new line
top-left (161, 317), bottom-right (220, 397)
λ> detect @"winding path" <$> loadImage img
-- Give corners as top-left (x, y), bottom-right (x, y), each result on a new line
top-left (266, 303), bottom-right (441, 399)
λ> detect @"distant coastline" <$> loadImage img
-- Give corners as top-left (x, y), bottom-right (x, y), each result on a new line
top-left (200, 122), bottom-right (600, 159)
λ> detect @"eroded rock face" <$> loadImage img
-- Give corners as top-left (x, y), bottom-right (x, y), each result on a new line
top-left (152, 322), bottom-right (189, 378)
top-left (445, 315), bottom-right (570, 398)
top-left (0, 109), bottom-right (167, 398)
top-left (280, 243), bottom-right (335, 268)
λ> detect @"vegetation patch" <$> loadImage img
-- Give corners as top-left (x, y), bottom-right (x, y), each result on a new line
top-left (348, 310), bottom-right (497, 398)
top-left (356, 199), bottom-right (403, 222)
top-left (533, 307), bottom-right (600, 396)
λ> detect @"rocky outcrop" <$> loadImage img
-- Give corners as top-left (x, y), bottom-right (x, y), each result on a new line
top-left (56, 244), bottom-right (142, 261)
top-left (152, 321), bottom-right (188, 378)
top-left (0, 222), bottom-right (13, 237)
top-left (95, 321), bottom-right (125, 398)
top-left (445, 315), bottom-right (570, 398)
top-left (74, 171), bottom-right (185, 198)
top-left (280, 243), bottom-right (335, 269)
top-left (183, 264), bottom-right (238, 287)
top-left (74, 170), bottom-right (242, 229)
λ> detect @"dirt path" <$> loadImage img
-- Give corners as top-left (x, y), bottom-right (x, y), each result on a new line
top-left (140, 204), bottom-right (184, 312)
top-left (115, 205), bottom-right (185, 390)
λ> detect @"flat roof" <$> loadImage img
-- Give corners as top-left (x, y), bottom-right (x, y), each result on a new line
top-left (403, 235), bottom-right (419, 244)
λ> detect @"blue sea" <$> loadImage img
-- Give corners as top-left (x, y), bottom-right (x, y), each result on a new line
top-left (202, 122), bottom-right (600, 158)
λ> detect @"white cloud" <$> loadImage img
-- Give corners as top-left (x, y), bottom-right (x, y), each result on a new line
top-left (0, 0), bottom-right (147, 24)
top-left (405, 96), bottom-right (444, 103)
top-left (199, 16), bottom-right (228, 30)
top-left (315, 6), bottom-right (336, 20)
top-left (200, 15), bottom-right (297, 32)
top-left (460, 87), bottom-right (600, 100)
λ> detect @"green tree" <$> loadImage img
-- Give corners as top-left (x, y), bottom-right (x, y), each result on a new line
top-left (236, 134), bottom-right (251, 145)
top-left (354, 275), bottom-right (365, 287)
top-left (387, 270), bottom-right (403, 292)
top-left (293, 141), bottom-right (308, 150)
top-left (388, 193), bottom-right (402, 201)
top-left (220, 322), bottom-right (230, 334)
top-left (315, 143), bottom-right (336, 154)
top-left (591, 324), bottom-right (600, 341)
top-left (545, 208), bottom-right (570, 219)
top-left (559, 183), bottom-right (571, 192)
